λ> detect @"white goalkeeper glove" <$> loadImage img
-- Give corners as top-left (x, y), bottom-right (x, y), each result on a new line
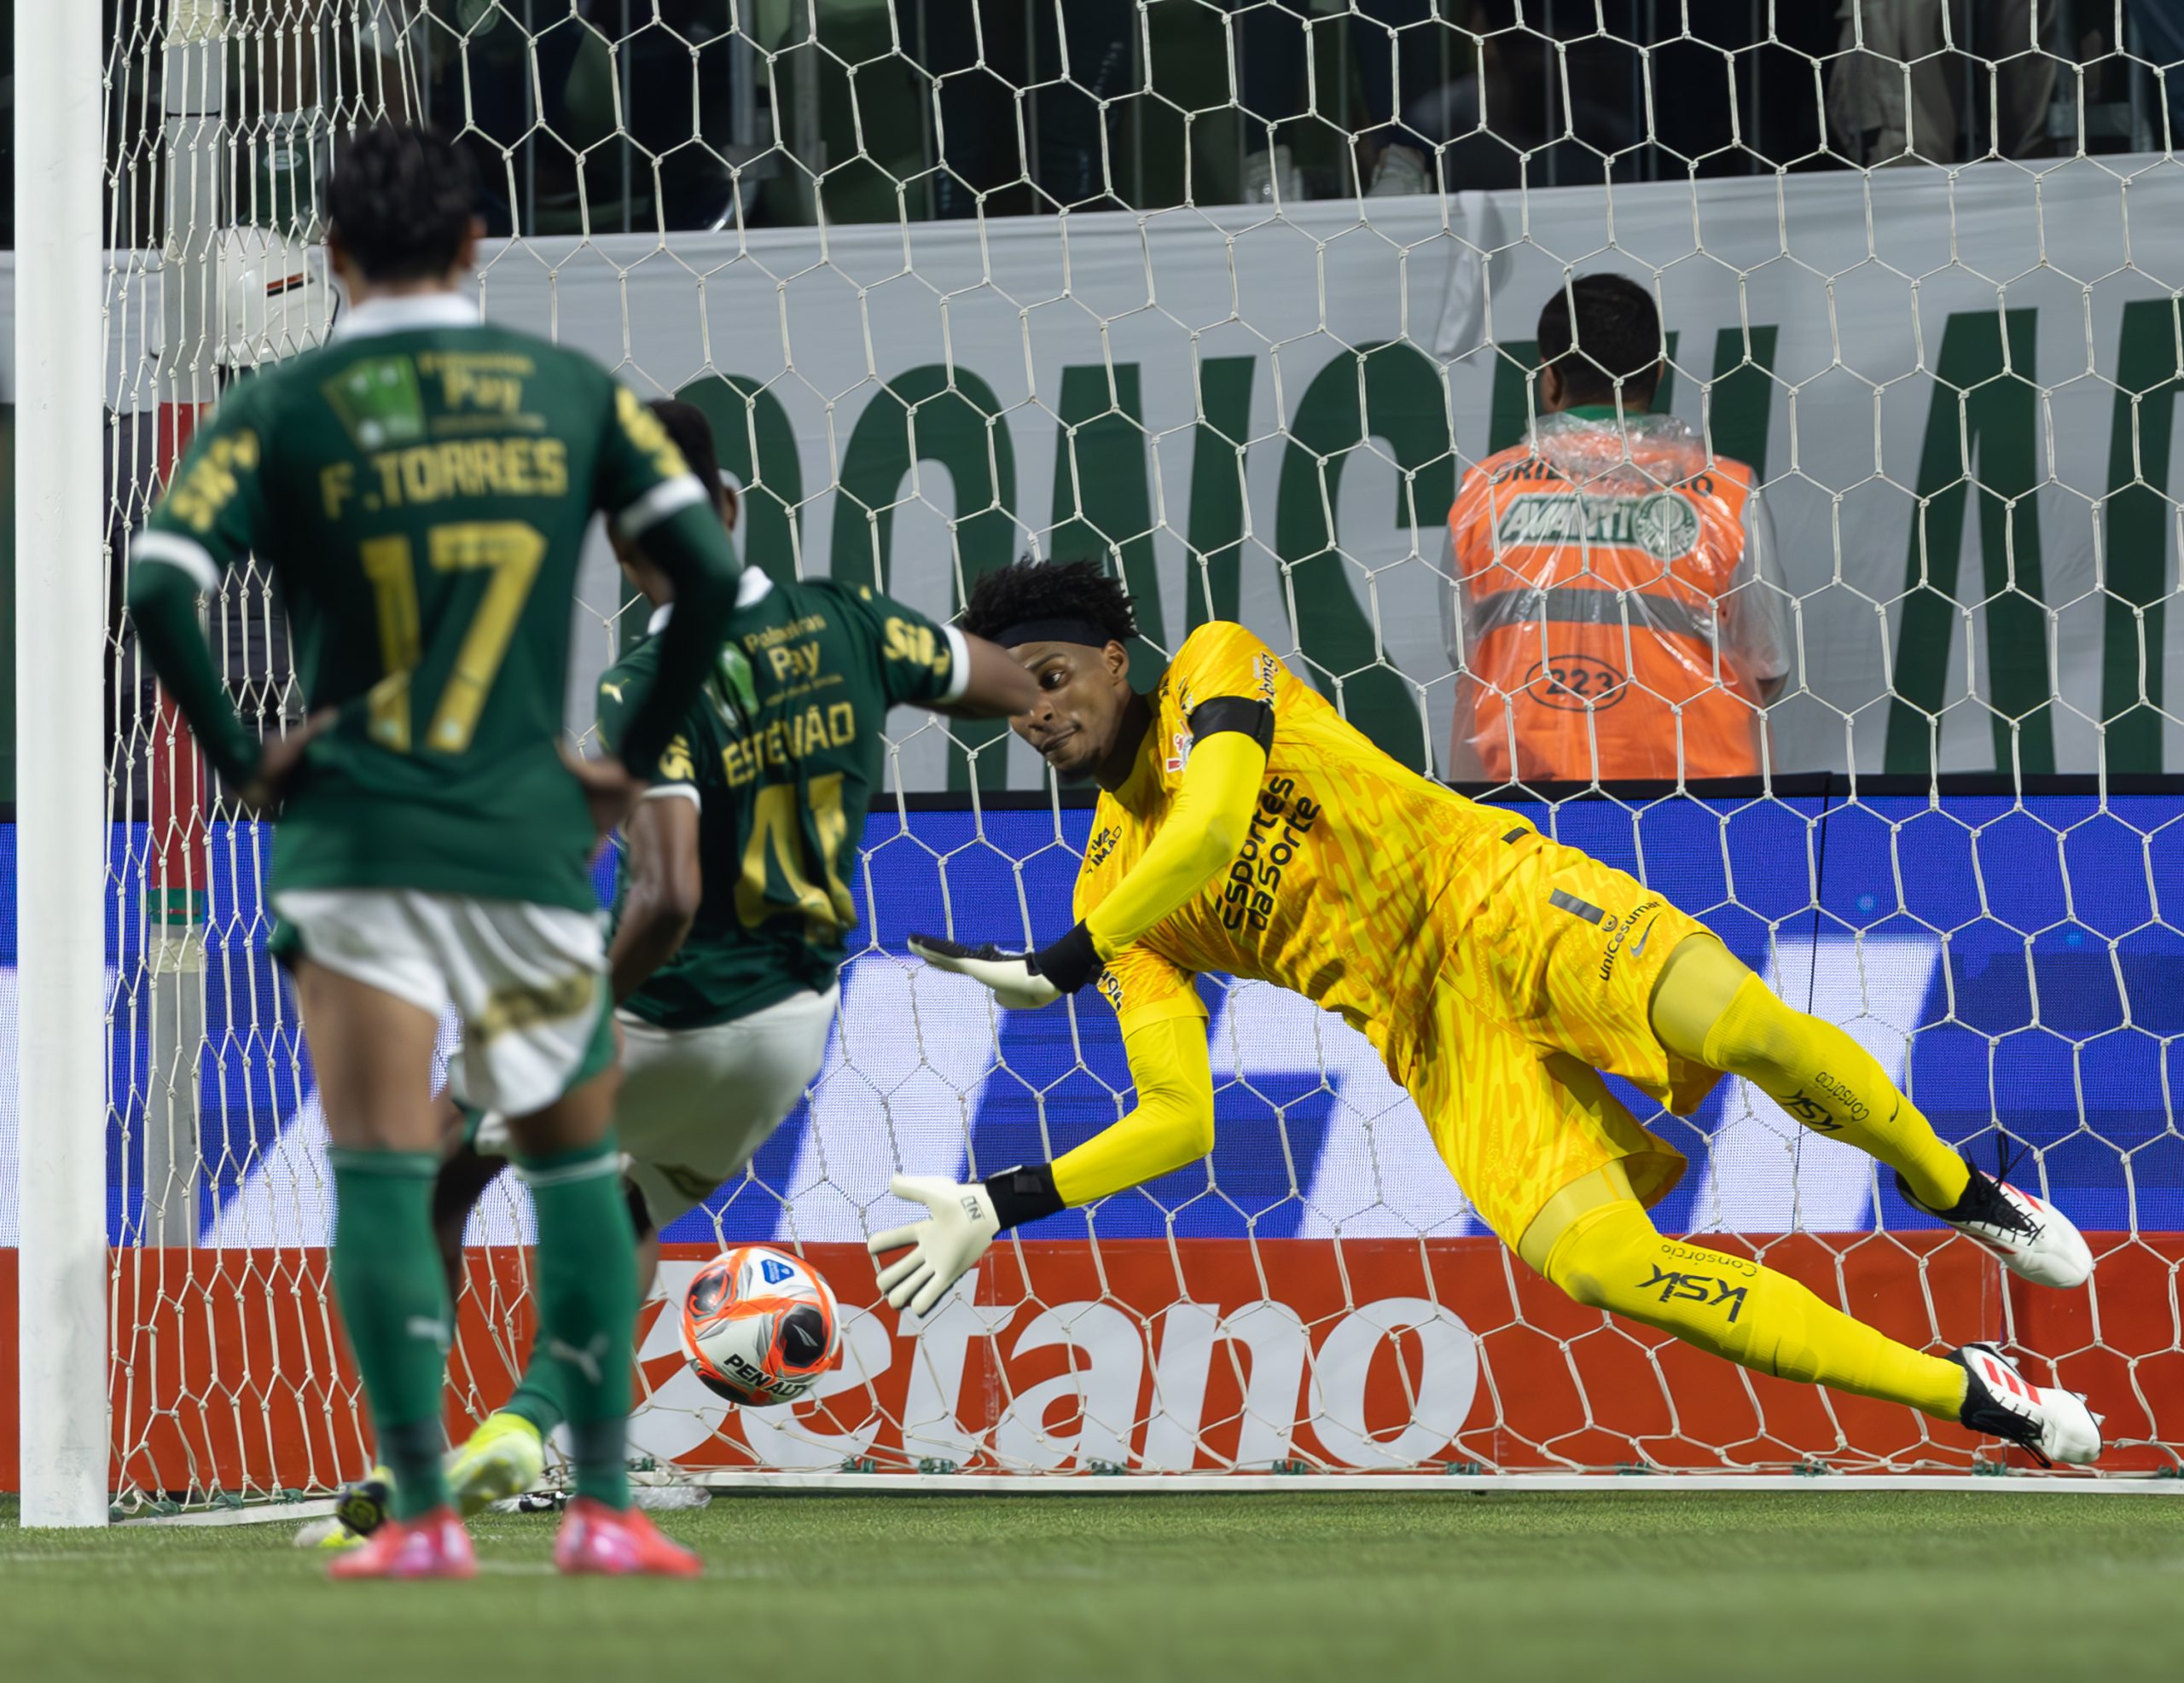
top-left (868, 1174), bottom-right (1001, 1316)
top-left (908, 924), bottom-right (1101, 1009)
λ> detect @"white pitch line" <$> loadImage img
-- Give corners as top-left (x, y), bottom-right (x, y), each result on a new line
top-left (690, 1470), bottom-right (2184, 1494)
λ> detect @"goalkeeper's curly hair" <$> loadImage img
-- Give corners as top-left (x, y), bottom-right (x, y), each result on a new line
top-left (324, 124), bottom-right (478, 281)
top-left (959, 559), bottom-right (1138, 646)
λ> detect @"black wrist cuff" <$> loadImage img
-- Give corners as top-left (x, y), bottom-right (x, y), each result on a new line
top-left (1031, 920), bottom-right (1101, 993)
top-left (984, 1163), bottom-right (1065, 1231)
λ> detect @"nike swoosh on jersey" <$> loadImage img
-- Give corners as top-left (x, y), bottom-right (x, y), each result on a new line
top-left (1631, 917), bottom-right (1658, 958)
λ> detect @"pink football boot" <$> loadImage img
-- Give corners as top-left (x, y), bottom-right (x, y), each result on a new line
top-left (325, 1506), bottom-right (476, 1581)
top-left (553, 1496), bottom-right (704, 1577)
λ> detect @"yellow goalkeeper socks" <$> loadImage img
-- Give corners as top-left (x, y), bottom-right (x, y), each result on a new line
top-left (1656, 942), bottom-right (1970, 1211)
top-left (1542, 1198), bottom-right (1967, 1419)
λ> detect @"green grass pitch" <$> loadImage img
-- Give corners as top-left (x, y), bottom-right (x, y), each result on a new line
top-left (4, 1490), bottom-right (2177, 1681)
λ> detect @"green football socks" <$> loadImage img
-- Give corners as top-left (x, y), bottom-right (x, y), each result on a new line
top-left (515, 1137), bottom-right (639, 1512)
top-left (328, 1149), bottom-right (453, 1521)
top-left (502, 1364), bottom-right (571, 1440)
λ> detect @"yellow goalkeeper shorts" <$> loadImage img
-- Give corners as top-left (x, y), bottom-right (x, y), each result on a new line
top-left (1443, 829), bottom-right (1726, 1115)
top-left (1408, 830), bottom-right (1725, 1244)
top-left (1408, 973), bottom-right (1687, 1247)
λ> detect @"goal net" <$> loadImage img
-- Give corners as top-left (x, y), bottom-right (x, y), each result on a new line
top-left (32, 0), bottom-right (2184, 1507)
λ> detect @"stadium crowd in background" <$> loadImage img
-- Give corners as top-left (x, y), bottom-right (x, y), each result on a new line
top-left (1826, 1), bottom-right (2057, 168)
top-left (900, 0), bottom-right (2158, 212)
top-left (66, 1), bottom-right (2181, 249)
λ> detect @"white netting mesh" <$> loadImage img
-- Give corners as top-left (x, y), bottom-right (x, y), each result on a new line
top-left (76, 2), bottom-right (2184, 1503)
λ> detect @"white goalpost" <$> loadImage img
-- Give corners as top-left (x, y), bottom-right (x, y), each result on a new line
top-left (16, 4), bottom-right (2184, 1523)
top-left (15, 0), bottom-right (113, 1529)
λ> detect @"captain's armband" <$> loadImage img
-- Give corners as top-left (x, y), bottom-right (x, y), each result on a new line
top-left (1187, 696), bottom-right (1274, 754)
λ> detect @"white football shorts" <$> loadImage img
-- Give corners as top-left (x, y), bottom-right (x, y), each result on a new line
top-left (473, 982), bottom-right (839, 1232)
top-left (272, 886), bottom-right (612, 1121)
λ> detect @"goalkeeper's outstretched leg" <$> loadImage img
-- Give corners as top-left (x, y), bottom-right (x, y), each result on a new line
top-left (1513, 1168), bottom-right (2104, 1465)
top-left (1414, 988), bottom-right (2105, 1466)
top-left (1648, 934), bottom-right (2094, 1290)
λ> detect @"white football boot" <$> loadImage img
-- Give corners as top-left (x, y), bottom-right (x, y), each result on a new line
top-left (1952, 1343), bottom-right (2103, 1466)
top-left (1900, 1156), bottom-right (2094, 1289)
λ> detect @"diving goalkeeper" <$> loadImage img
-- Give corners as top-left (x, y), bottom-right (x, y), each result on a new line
top-left (878, 560), bottom-right (2103, 1465)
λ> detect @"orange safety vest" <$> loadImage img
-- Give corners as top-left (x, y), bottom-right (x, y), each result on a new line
top-left (1449, 415), bottom-right (1763, 782)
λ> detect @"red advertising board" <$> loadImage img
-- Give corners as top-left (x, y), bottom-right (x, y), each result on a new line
top-left (3, 1236), bottom-right (2178, 1495)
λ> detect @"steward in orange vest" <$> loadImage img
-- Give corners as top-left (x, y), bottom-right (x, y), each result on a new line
top-left (1444, 276), bottom-right (1788, 784)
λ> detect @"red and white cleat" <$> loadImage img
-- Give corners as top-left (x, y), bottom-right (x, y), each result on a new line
top-left (325, 1506), bottom-right (476, 1581)
top-left (1953, 1342), bottom-right (2103, 1467)
top-left (1901, 1158), bottom-right (2094, 1290)
top-left (553, 1496), bottom-right (704, 1578)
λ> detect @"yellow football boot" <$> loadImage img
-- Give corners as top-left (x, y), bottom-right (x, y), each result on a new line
top-left (444, 1411), bottom-right (546, 1517)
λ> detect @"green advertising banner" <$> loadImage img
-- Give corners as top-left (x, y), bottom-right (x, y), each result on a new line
top-left (46, 160), bottom-right (2184, 792)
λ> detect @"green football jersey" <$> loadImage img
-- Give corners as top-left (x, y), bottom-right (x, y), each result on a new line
top-left (598, 574), bottom-right (967, 1027)
top-left (136, 293), bottom-right (715, 911)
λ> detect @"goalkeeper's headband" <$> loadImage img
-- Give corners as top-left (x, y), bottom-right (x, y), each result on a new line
top-left (991, 616), bottom-right (1122, 651)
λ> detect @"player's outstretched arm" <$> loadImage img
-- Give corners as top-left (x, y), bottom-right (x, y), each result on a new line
top-left (1077, 725), bottom-right (1263, 955)
top-left (908, 721), bottom-right (1267, 1007)
top-left (935, 630), bottom-right (1042, 719)
top-left (869, 1015), bottom-right (1214, 1314)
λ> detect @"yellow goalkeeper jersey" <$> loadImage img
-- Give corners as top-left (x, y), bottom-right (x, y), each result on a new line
top-left (1075, 621), bottom-right (1525, 1082)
